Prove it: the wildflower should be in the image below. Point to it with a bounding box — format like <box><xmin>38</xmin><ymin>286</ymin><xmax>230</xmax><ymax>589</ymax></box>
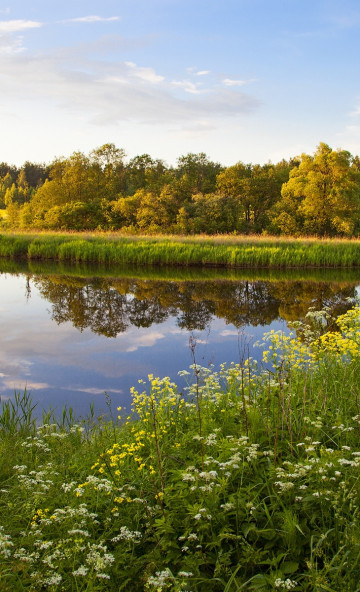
<box><xmin>96</xmin><ymin>573</ymin><xmax>111</xmax><ymax>579</ymax></box>
<box><xmin>146</xmin><ymin>568</ymin><xmax>173</xmax><ymax>589</ymax></box>
<box><xmin>0</xmin><ymin>527</ymin><xmax>13</xmax><ymax>557</ymax></box>
<box><xmin>274</xmin><ymin>578</ymin><xmax>297</xmax><ymax>589</ymax></box>
<box><xmin>72</xmin><ymin>565</ymin><xmax>89</xmax><ymax>577</ymax></box>
<box><xmin>111</xmin><ymin>526</ymin><xmax>141</xmax><ymax>543</ymax></box>
<box><xmin>274</xmin><ymin>481</ymin><xmax>294</xmax><ymax>492</ymax></box>
<box><xmin>182</xmin><ymin>473</ymin><xmax>196</xmax><ymax>482</ymax></box>
<box><xmin>221</xmin><ymin>502</ymin><xmax>235</xmax><ymax>511</ymax></box>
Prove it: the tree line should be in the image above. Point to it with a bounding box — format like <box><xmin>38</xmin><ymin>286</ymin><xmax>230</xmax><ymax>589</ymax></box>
<box><xmin>2</xmin><ymin>142</ymin><xmax>360</xmax><ymax>236</ymax></box>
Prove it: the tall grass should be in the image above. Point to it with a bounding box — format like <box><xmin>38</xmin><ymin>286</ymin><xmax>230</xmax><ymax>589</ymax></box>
<box><xmin>2</xmin><ymin>231</ymin><xmax>360</xmax><ymax>268</ymax></box>
<box><xmin>2</xmin><ymin>305</ymin><xmax>360</xmax><ymax>590</ymax></box>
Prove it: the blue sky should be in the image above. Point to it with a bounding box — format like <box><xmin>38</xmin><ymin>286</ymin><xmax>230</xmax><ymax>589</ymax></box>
<box><xmin>1</xmin><ymin>0</ymin><xmax>360</xmax><ymax>167</ymax></box>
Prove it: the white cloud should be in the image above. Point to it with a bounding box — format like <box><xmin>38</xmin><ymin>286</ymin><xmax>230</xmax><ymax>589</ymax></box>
<box><xmin>0</xmin><ymin>20</ymin><xmax>42</xmax><ymax>33</ymax></box>
<box><xmin>102</xmin><ymin>75</ymin><xmax>129</xmax><ymax>85</ymax></box>
<box><xmin>0</xmin><ymin>35</ymin><xmax>26</xmax><ymax>55</ymax></box>
<box><xmin>124</xmin><ymin>61</ymin><xmax>164</xmax><ymax>83</ymax></box>
<box><xmin>2</xmin><ymin>378</ymin><xmax>50</xmax><ymax>391</ymax></box>
<box><xmin>64</xmin><ymin>16</ymin><xmax>120</xmax><ymax>24</ymax></box>
<box><xmin>0</xmin><ymin>30</ymin><xmax>259</xmax><ymax>133</ymax></box>
<box><xmin>220</xmin><ymin>329</ymin><xmax>240</xmax><ymax>336</ymax></box>
<box><xmin>222</xmin><ymin>78</ymin><xmax>247</xmax><ymax>87</ymax></box>
<box><xmin>196</xmin><ymin>70</ymin><xmax>210</xmax><ymax>76</ymax></box>
<box><xmin>126</xmin><ymin>331</ymin><xmax>165</xmax><ymax>352</ymax></box>
<box><xmin>69</xmin><ymin>386</ymin><xmax>123</xmax><ymax>395</ymax></box>
<box><xmin>171</xmin><ymin>79</ymin><xmax>207</xmax><ymax>94</ymax></box>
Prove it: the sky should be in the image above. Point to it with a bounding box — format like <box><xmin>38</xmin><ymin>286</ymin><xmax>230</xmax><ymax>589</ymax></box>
<box><xmin>1</xmin><ymin>0</ymin><xmax>360</xmax><ymax>168</ymax></box>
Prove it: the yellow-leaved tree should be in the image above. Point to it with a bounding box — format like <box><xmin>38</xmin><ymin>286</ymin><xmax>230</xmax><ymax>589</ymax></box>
<box><xmin>275</xmin><ymin>143</ymin><xmax>360</xmax><ymax>236</ymax></box>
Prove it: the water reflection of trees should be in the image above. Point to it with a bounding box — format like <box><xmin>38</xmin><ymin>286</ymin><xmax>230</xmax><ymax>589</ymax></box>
<box><xmin>33</xmin><ymin>275</ymin><xmax>358</xmax><ymax>338</ymax></box>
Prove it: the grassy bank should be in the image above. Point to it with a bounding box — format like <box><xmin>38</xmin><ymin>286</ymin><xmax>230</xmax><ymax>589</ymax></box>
<box><xmin>1</xmin><ymin>306</ymin><xmax>360</xmax><ymax>590</ymax></box>
<box><xmin>2</xmin><ymin>231</ymin><xmax>360</xmax><ymax>268</ymax></box>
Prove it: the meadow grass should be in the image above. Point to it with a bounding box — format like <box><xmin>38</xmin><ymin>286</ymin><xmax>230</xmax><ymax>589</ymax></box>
<box><xmin>2</xmin><ymin>231</ymin><xmax>360</xmax><ymax>268</ymax></box>
<box><xmin>2</xmin><ymin>306</ymin><xmax>360</xmax><ymax>590</ymax></box>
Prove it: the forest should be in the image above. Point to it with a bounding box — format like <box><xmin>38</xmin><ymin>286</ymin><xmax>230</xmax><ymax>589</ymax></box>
<box><xmin>1</xmin><ymin>142</ymin><xmax>360</xmax><ymax>237</ymax></box>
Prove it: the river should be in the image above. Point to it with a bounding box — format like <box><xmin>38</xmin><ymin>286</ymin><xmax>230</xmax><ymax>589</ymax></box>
<box><xmin>1</xmin><ymin>259</ymin><xmax>359</xmax><ymax>418</ymax></box>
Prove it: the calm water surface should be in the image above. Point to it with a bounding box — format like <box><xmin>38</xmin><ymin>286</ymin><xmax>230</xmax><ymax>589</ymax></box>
<box><xmin>1</xmin><ymin>260</ymin><xmax>359</xmax><ymax>417</ymax></box>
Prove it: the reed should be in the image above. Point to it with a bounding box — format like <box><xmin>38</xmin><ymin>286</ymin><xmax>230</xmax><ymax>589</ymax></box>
<box><xmin>2</xmin><ymin>231</ymin><xmax>360</xmax><ymax>268</ymax></box>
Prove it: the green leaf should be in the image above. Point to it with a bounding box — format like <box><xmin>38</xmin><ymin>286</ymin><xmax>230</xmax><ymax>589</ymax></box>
<box><xmin>281</xmin><ymin>561</ymin><xmax>299</xmax><ymax>574</ymax></box>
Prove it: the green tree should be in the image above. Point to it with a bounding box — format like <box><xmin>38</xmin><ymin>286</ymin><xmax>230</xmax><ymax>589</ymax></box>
<box><xmin>103</xmin><ymin>193</ymin><xmax>142</xmax><ymax>230</ymax></box>
<box><xmin>4</xmin><ymin>183</ymin><xmax>18</xmax><ymax>207</ymax></box>
<box><xmin>43</xmin><ymin>201</ymin><xmax>105</xmax><ymax>230</ymax></box>
<box><xmin>17</xmin><ymin>169</ymin><xmax>30</xmax><ymax>204</ymax></box>
<box><xmin>90</xmin><ymin>143</ymin><xmax>126</xmax><ymax>199</ymax></box>
<box><xmin>0</xmin><ymin>172</ymin><xmax>13</xmax><ymax>208</ymax></box>
<box><xmin>175</xmin><ymin>153</ymin><xmax>223</xmax><ymax>197</ymax></box>
<box><xmin>135</xmin><ymin>186</ymin><xmax>179</xmax><ymax>232</ymax></box>
<box><xmin>278</xmin><ymin>143</ymin><xmax>360</xmax><ymax>236</ymax></box>
<box><xmin>217</xmin><ymin>162</ymin><xmax>282</xmax><ymax>232</ymax></box>
<box><xmin>0</xmin><ymin>162</ymin><xmax>18</xmax><ymax>183</ymax></box>
<box><xmin>125</xmin><ymin>154</ymin><xmax>168</xmax><ymax>195</ymax></box>
<box><xmin>22</xmin><ymin>161</ymin><xmax>49</xmax><ymax>188</ymax></box>
<box><xmin>188</xmin><ymin>192</ymin><xmax>241</xmax><ymax>234</ymax></box>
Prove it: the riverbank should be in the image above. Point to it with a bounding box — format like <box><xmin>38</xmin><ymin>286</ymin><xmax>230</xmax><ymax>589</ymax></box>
<box><xmin>1</xmin><ymin>305</ymin><xmax>360</xmax><ymax>590</ymax></box>
<box><xmin>2</xmin><ymin>231</ymin><xmax>360</xmax><ymax>268</ymax></box>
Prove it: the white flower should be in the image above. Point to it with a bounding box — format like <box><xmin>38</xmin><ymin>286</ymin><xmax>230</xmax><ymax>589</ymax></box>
<box><xmin>111</xmin><ymin>526</ymin><xmax>141</xmax><ymax>543</ymax></box>
<box><xmin>274</xmin><ymin>577</ymin><xmax>297</xmax><ymax>589</ymax></box>
<box><xmin>44</xmin><ymin>574</ymin><xmax>62</xmax><ymax>585</ymax></box>
<box><xmin>147</xmin><ymin>569</ymin><xmax>173</xmax><ymax>588</ymax></box>
<box><xmin>72</xmin><ymin>565</ymin><xmax>89</xmax><ymax>577</ymax></box>
<box><xmin>220</xmin><ymin>503</ymin><xmax>235</xmax><ymax>511</ymax></box>
<box><xmin>96</xmin><ymin>573</ymin><xmax>111</xmax><ymax>579</ymax></box>
<box><xmin>0</xmin><ymin>527</ymin><xmax>13</xmax><ymax>558</ymax></box>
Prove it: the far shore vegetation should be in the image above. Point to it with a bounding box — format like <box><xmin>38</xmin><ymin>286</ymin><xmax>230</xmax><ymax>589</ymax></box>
<box><xmin>1</xmin><ymin>142</ymin><xmax>360</xmax><ymax>238</ymax></box>
<box><xmin>1</xmin><ymin>305</ymin><xmax>360</xmax><ymax>590</ymax></box>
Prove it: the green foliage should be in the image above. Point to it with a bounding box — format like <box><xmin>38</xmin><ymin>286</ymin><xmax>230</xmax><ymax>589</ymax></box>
<box><xmin>2</xmin><ymin>306</ymin><xmax>360</xmax><ymax>589</ymax></box>
<box><xmin>273</xmin><ymin>143</ymin><xmax>360</xmax><ymax>236</ymax></box>
<box><xmin>2</xmin><ymin>142</ymin><xmax>360</xmax><ymax>237</ymax></box>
